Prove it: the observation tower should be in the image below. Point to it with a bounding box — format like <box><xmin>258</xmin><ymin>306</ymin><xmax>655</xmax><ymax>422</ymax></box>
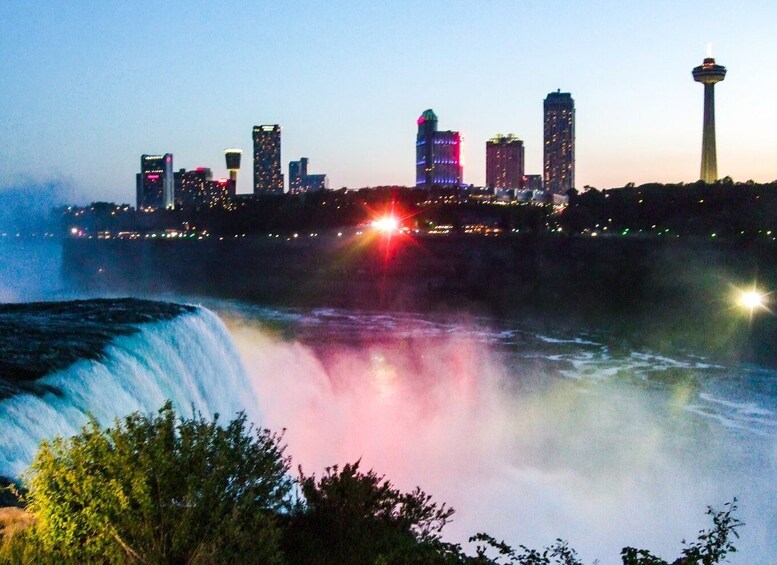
<box><xmin>224</xmin><ymin>149</ymin><xmax>242</xmax><ymax>193</ymax></box>
<box><xmin>692</xmin><ymin>51</ymin><xmax>726</xmax><ymax>183</ymax></box>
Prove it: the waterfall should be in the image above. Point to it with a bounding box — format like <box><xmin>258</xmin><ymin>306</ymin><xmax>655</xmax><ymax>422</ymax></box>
<box><xmin>0</xmin><ymin>307</ymin><xmax>253</xmax><ymax>478</ymax></box>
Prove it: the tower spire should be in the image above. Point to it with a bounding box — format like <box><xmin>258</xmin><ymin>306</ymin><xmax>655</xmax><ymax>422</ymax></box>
<box><xmin>692</xmin><ymin>53</ymin><xmax>726</xmax><ymax>183</ymax></box>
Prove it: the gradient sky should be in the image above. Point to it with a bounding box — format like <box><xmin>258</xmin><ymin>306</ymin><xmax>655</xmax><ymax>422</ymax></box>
<box><xmin>1</xmin><ymin>1</ymin><xmax>776</xmax><ymax>204</ymax></box>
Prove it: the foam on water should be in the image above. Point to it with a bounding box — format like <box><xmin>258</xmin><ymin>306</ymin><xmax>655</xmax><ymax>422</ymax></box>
<box><xmin>222</xmin><ymin>306</ymin><xmax>777</xmax><ymax>564</ymax></box>
<box><xmin>1</xmin><ymin>301</ymin><xmax>775</xmax><ymax>563</ymax></box>
<box><xmin>0</xmin><ymin>307</ymin><xmax>252</xmax><ymax>477</ymax></box>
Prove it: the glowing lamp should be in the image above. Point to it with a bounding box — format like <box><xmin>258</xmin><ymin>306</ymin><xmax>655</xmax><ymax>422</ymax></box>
<box><xmin>372</xmin><ymin>216</ymin><xmax>400</xmax><ymax>233</ymax></box>
<box><xmin>738</xmin><ymin>289</ymin><xmax>766</xmax><ymax>312</ymax></box>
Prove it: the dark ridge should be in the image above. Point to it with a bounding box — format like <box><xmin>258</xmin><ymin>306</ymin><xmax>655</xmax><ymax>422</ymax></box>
<box><xmin>62</xmin><ymin>235</ymin><xmax>777</xmax><ymax>366</ymax></box>
<box><xmin>0</xmin><ymin>298</ymin><xmax>196</xmax><ymax>397</ymax></box>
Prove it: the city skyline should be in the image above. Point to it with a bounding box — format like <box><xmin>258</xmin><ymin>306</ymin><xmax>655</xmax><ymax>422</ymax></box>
<box><xmin>1</xmin><ymin>1</ymin><xmax>776</xmax><ymax>204</ymax></box>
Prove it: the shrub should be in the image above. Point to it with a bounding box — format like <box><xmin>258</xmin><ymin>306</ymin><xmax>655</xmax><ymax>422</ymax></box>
<box><xmin>17</xmin><ymin>402</ymin><xmax>292</xmax><ymax>563</ymax></box>
<box><xmin>282</xmin><ymin>460</ymin><xmax>461</xmax><ymax>564</ymax></box>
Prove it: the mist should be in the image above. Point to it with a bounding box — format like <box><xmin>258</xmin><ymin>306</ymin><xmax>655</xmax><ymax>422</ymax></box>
<box><xmin>0</xmin><ymin>180</ymin><xmax>75</xmax><ymax>303</ymax></box>
<box><xmin>0</xmin><ymin>180</ymin><xmax>75</xmax><ymax>235</ymax></box>
<box><xmin>0</xmin><ymin>240</ymin><xmax>63</xmax><ymax>303</ymax></box>
<box><xmin>225</xmin><ymin>315</ymin><xmax>777</xmax><ymax>564</ymax></box>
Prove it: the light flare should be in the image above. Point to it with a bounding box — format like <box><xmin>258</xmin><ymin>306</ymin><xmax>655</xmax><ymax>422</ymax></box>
<box><xmin>371</xmin><ymin>215</ymin><xmax>400</xmax><ymax>234</ymax></box>
<box><xmin>732</xmin><ymin>284</ymin><xmax>772</xmax><ymax>317</ymax></box>
<box><xmin>739</xmin><ymin>290</ymin><xmax>765</xmax><ymax>311</ymax></box>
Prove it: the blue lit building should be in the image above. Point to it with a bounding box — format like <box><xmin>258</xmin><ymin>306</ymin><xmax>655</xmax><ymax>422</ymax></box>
<box><xmin>289</xmin><ymin>157</ymin><xmax>328</xmax><ymax>193</ymax></box>
<box><xmin>415</xmin><ymin>109</ymin><xmax>462</xmax><ymax>189</ymax></box>
<box><xmin>301</xmin><ymin>174</ymin><xmax>328</xmax><ymax>192</ymax></box>
<box><xmin>289</xmin><ymin>157</ymin><xmax>308</xmax><ymax>192</ymax></box>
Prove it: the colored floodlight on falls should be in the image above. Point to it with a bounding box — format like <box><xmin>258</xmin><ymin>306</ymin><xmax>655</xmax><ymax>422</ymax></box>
<box><xmin>372</xmin><ymin>216</ymin><xmax>400</xmax><ymax>234</ymax></box>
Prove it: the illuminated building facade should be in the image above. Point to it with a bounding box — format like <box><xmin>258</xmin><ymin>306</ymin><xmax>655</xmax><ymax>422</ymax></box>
<box><xmin>136</xmin><ymin>154</ymin><xmax>174</xmax><ymax>209</ymax></box>
<box><xmin>301</xmin><ymin>174</ymin><xmax>328</xmax><ymax>192</ymax></box>
<box><xmin>543</xmin><ymin>91</ymin><xmax>575</xmax><ymax>194</ymax></box>
<box><xmin>202</xmin><ymin>178</ymin><xmax>233</xmax><ymax>207</ymax></box>
<box><xmin>177</xmin><ymin>168</ymin><xmax>212</xmax><ymax>207</ymax></box>
<box><xmin>486</xmin><ymin>134</ymin><xmax>525</xmax><ymax>190</ymax></box>
<box><xmin>524</xmin><ymin>174</ymin><xmax>543</xmax><ymax>192</ymax></box>
<box><xmin>416</xmin><ymin>109</ymin><xmax>463</xmax><ymax>189</ymax></box>
<box><xmin>289</xmin><ymin>157</ymin><xmax>328</xmax><ymax>193</ymax></box>
<box><xmin>174</xmin><ymin>168</ymin><xmax>234</xmax><ymax>208</ymax></box>
<box><xmin>692</xmin><ymin>55</ymin><xmax>726</xmax><ymax>183</ymax></box>
<box><xmin>289</xmin><ymin>157</ymin><xmax>309</xmax><ymax>192</ymax></box>
<box><xmin>253</xmin><ymin>125</ymin><xmax>284</xmax><ymax>194</ymax></box>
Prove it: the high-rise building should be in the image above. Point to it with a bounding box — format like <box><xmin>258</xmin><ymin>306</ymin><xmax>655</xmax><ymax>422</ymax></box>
<box><xmin>136</xmin><ymin>154</ymin><xmax>174</xmax><ymax>209</ymax></box>
<box><xmin>692</xmin><ymin>54</ymin><xmax>726</xmax><ymax>183</ymax></box>
<box><xmin>289</xmin><ymin>157</ymin><xmax>309</xmax><ymax>193</ymax></box>
<box><xmin>301</xmin><ymin>174</ymin><xmax>328</xmax><ymax>192</ymax></box>
<box><xmin>486</xmin><ymin>134</ymin><xmax>525</xmax><ymax>190</ymax></box>
<box><xmin>289</xmin><ymin>157</ymin><xmax>328</xmax><ymax>193</ymax></box>
<box><xmin>415</xmin><ymin>109</ymin><xmax>462</xmax><ymax>189</ymax></box>
<box><xmin>203</xmin><ymin>178</ymin><xmax>233</xmax><ymax>207</ymax></box>
<box><xmin>253</xmin><ymin>125</ymin><xmax>283</xmax><ymax>194</ymax></box>
<box><xmin>224</xmin><ymin>149</ymin><xmax>242</xmax><ymax>193</ymax></box>
<box><xmin>177</xmin><ymin>168</ymin><xmax>213</xmax><ymax>208</ymax></box>
<box><xmin>543</xmin><ymin>91</ymin><xmax>575</xmax><ymax>194</ymax></box>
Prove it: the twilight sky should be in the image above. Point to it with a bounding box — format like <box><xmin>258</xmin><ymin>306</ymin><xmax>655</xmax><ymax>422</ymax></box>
<box><xmin>1</xmin><ymin>0</ymin><xmax>776</xmax><ymax>204</ymax></box>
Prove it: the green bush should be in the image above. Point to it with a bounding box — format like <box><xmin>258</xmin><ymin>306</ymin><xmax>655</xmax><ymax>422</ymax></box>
<box><xmin>13</xmin><ymin>402</ymin><xmax>292</xmax><ymax>563</ymax></box>
<box><xmin>282</xmin><ymin>460</ymin><xmax>461</xmax><ymax>564</ymax></box>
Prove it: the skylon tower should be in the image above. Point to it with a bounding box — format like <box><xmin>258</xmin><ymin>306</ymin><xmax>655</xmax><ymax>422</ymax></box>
<box><xmin>692</xmin><ymin>52</ymin><xmax>726</xmax><ymax>183</ymax></box>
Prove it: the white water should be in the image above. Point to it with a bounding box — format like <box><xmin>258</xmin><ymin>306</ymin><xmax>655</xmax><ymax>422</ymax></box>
<box><xmin>2</xmin><ymin>303</ymin><xmax>776</xmax><ymax>564</ymax></box>
<box><xmin>0</xmin><ymin>308</ymin><xmax>251</xmax><ymax>477</ymax></box>
<box><xmin>223</xmin><ymin>309</ymin><xmax>777</xmax><ymax>565</ymax></box>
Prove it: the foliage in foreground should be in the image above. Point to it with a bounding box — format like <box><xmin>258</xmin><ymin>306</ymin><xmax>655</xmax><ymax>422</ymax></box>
<box><xmin>0</xmin><ymin>404</ymin><xmax>744</xmax><ymax>564</ymax></box>
<box><xmin>3</xmin><ymin>402</ymin><xmax>291</xmax><ymax>563</ymax></box>
<box><xmin>282</xmin><ymin>460</ymin><xmax>461</xmax><ymax>564</ymax></box>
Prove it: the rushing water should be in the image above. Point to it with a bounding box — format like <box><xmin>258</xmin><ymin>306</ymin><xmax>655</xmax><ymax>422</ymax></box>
<box><xmin>0</xmin><ymin>241</ymin><xmax>775</xmax><ymax>563</ymax></box>
<box><xmin>1</xmin><ymin>300</ymin><xmax>774</xmax><ymax>563</ymax></box>
<box><xmin>221</xmin><ymin>305</ymin><xmax>777</xmax><ymax>564</ymax></box>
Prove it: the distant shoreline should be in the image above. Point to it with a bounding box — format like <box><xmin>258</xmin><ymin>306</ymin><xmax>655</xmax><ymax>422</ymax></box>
<box><xmin>61</xmin><ymin>234</ymin><xmax>777</xmax><ymax>366</ymax></box>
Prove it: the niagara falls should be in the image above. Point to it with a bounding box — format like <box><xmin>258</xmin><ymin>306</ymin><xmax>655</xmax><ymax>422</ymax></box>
<box><xmin>1</xmin><ymin>232</ymin><xmax>775</xmax><ymax>562</ymax></box>
<box><xmin>4</xmin><ymin>4</ymin><xmax>777</xmax><ymax>560</ymax></box>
